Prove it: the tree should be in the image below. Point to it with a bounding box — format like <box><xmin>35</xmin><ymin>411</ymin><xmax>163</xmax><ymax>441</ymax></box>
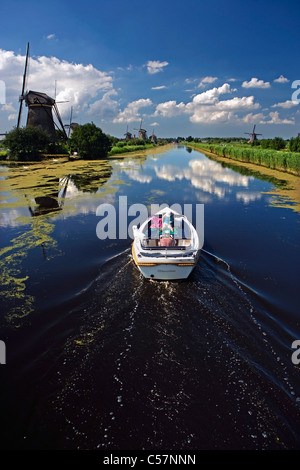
<box><xmin>270</xmin><ymin>137</ymin><xmax>286</xmax><ymax>150</ymax></box>
<box><xmin>260</xmin><ymin>137</ymin><xmax>286</xmax><ymax>150</ymax></box>
<box><xmin>289</xmin><ymin>136</ymin><xmax>300</xmax><ymax>153</ymax></box>
<box><xmin>68</xmin><ymin>123</ymin><xmax>112</xmax><ymax>159</ymax></box>
<box><xmin>2</xmin><ymin>126</ymin><xmax>51</xmax><ymax>161</ymax></box>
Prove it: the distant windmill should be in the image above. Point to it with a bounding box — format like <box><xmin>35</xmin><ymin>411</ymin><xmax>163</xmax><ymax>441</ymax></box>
<box><xmin>64</xmin><ymin>106</ymin><xmax>79</xmax><ymax>137</ymax></box>
<box><xmin>17</xmin><ymin>42</ymin><xmax>67</xmax><ymax>141</ymax></box>
<box><xmin>244</xmin><ymin>124</ymin><xmax>262</xmax><ymax>143</ymax></box>
<box><xmin>134</xmin><ymin>119</ymin><xmax>147</xmax><ymax>139</ymax></box>
<box><xmin>151</xmin><ymin>128</ymin><xmax>157</xmax><ymax>144</ymax></box>
<box><xmin>124</xmin><ymin>125</ymin><xmax>132</xmax><ymax>140</ymax></box>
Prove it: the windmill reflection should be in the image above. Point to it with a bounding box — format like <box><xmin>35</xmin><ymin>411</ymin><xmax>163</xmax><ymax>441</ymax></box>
<box><xmin>27</xmin><ymin>176</ymin><xmax>70</xmax><ymax>217</ymax></box>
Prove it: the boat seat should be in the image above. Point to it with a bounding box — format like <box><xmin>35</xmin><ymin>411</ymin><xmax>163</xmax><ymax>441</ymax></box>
<box><xmin>141</xmin><ymin>238</ymin><xmax>191</xmax><ymax>250</ymax></box>
<box><xmin>143</xmin><ymin>239</ymin><xmax>159</xmax><ymax>247</ymax></box>
<box><xmin>177</xmin><ymin>239</ymin><xmax>191</xmax><ymax>246</ymax></box>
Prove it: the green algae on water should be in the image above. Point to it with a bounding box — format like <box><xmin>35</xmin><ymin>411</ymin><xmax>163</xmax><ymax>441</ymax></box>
<box><xmin>0</xmin><ymin>216</ymin><xmax>58</xmax><ymax>326</ymax></box>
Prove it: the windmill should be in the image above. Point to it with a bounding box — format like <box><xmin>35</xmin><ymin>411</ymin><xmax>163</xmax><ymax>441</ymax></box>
<box><xmin>244</xmin><ymin>124</ymin><xmax>262</xmax><ymax>143</ymax></box>
<box><xmin>17</xmin><ymin>43</ymin><xmax>67</xmax><ymax>141</ymax></box>
<box><xmin>64</xmin><ymin>106</ymin><xmax>79</xmax><ymax>137</ymax></box>
<box><xmin>151</xmin><ymin>128</ymin><xmax>157</xmax><ymax>144</ymax></box>
<box><xmin>134</xmin><ymin>119</ymin><xmax>147</xmax><ymax>139</ymax></box>
<box><xmin>124</xmin><ymin>125</ymin><xmax>132</xmax><ymax>140</ymax></box>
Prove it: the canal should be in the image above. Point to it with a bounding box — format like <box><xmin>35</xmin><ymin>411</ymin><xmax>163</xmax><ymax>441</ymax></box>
<box><xmin>0</xmin><ymin>144</ymin><xmax>299</xmax><ymax>450</ymax></box>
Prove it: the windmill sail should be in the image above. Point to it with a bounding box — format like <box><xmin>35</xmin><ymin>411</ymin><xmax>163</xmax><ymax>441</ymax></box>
<box><xmin>134</xmin><ymin>119</ymin><xmax>147</xmax><ymax>139</ymax></box>
<box><xmin>17</xmin><ymin>42</ymin><xmax>30</xmax><ymax>128</ymax></box>
<box><xmin>244</xmin><ymin>124</ymin><xmax>262</xmax><ymax>142</ymax></box>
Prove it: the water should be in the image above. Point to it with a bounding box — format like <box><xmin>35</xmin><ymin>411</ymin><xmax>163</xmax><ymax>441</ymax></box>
<box><xmin>0</xmin><ymin>144</ymin><xmax>299</xmax><ymax>450</ymax></box>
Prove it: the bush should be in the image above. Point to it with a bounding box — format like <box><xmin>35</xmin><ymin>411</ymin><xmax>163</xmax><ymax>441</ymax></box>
<box><xmin>2</xmin><ymin>126</ymin><xmax>51</xmax><ymax>161</ymax></box>
<box><xmin>68</xmin><ymin>122</ymin><xmax>112</xmax><ymax>159</ymax></box>
<box><xmin>271</xmin><ymin>137</ymin><xmax>286</xmax><ymax>150</ymax></box>
<box><xmin>289</xmin><ymin>136</ymin><xmax>300</xmax><ymax>153</ymax></box>
<box><xmin>260</xmin><ymin>137</ymin><xmax>286</xmax><ymax>150</ymax></box>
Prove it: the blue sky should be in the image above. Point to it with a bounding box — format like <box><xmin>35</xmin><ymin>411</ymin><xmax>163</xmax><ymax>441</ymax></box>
<box><xmin>1</xmin><ymin>0</ymin><xmax>299</xmax><ymax>139</ymax></box>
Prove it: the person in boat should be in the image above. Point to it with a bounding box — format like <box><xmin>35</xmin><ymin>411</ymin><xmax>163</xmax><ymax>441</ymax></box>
<box><xmin>159</xmin><ymin>229</ymin><xmax>176</xmax><ymax>247</ymax></box>
<box><xmin>162</xmin><ymin>211</ymin><xmax>174</xmax><ymax>233</ymax></box>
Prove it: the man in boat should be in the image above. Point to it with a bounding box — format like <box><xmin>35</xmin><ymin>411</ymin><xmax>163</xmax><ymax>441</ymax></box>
<box><xmin>159</xmin><ymin>229</ymin><xmax>176</xmax><ymax>247</ymax></box>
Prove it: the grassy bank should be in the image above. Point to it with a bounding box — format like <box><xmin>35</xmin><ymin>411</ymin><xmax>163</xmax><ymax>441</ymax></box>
<box><xmin>0</xmin><ymin>143</ymin><xmax>160</xmax><ymax>161</ymax></box>
<box><xmin>108</xmin><ymin>143</ymin><xmax>157</xmax><ymax>156</ymax></box>
<box><xmin>188</xmin><ymin>142</ymin><xmax>300</xmax><ymax>176</ymax></box>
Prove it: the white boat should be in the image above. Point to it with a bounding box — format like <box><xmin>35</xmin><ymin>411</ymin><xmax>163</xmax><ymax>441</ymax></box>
<box><xmin>132</xmin><ymin>207</ymin><xmax>201</xmax><ymax>280</ymax></box>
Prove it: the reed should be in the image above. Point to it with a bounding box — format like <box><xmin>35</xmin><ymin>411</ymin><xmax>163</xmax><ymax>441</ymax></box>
<box><xmin>189</xmin><ymin>142</ymin><xmax>300</xmax><ymax>176</ymax></box>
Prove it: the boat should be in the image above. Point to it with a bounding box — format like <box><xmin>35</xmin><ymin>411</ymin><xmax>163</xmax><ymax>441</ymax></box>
<box><xmin>132</xmin><ymin>207</ymin><xmax>201</xmax><ymax>280</ymax></box>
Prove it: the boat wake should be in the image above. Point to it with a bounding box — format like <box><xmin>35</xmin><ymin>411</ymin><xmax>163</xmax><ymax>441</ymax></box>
<box><xmin>51</xmin><ymin>247</ymin><xmax>300</xmax><ymax>450</ymax></box>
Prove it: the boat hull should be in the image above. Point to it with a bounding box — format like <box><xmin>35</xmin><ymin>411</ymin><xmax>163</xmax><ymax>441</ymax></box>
<box><xmin>132</xmin><ymin>243</ymin><xmax>199</xmax><ymax>280</ymax></box>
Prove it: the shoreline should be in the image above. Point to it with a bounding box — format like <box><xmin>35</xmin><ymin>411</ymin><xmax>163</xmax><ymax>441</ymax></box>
<box><xmin>187</xmin><ymin>143</ymin><xmax>300</xmax><ymax>176</ymax></box>
<box><xmin>0</xmin><ymin>144</ymin><xmax>174</xmax><ymax>165</ymax></box>
<box><xmin>188</xmin><ymin>144</ymin><xmax>300</xmax><ymax>213</ymax></box>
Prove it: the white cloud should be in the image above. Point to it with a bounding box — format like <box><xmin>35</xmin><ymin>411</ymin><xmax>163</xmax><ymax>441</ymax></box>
<box><xmin>154</xmin><ymin>83</ymin><xmax>260</xmax><ymax>124</ymax></box>
<box><xmin>190</xmin><ymin>83</ymin><xmax>231</xmax><ymax>105</ymax></box>
<box><xmin>242</xmin><ymin>111</ymin><xmax>294</xmax><ymax>125</ymax></box>
<box><xmin>151</xmin><ymin>85</ymin><xmax>167</xmax><ymax>90</ymax></box>
<box><xmin>185</xmin><ymin>84</ymin><xmax>239</xmax><ymax>123</ymax></box>
<box><xmin>271</xmin><ymin>100</ymin><xmax>298</xmax><ymax>109</ymax></box>
<box><xmin>274</xmin><ymin>75</ymin><xmax>289</xmax><ymax>83</ymax></box>
<box><xmin>0</xmin><ymin>48</ymin><xmax>114</xmax><ymax>122</ymax></box>
<box><xmin>184</xmin><ymin>96</ymin><xmax>256</xmax><ymax>124</ymax></box>
<box><xmin>189</xmin><ymin>110</ymin><xmax>235</xmax><ymax>124</ymax></box>
<box><xmin>87</xmin><ymin>90</ymin><xmax>120</xmax><ymax>121</ymax></box>
<box><xmin>242</xmin><ymin>112</ymin><xmax>266</xmax><ymax>124</ymax></box>
<box><xmin>242</xmin><ymin>77</ymin><xmax>271</xmax><ymax>89</ymax></box>
<box><xmin>1</xmin><ymin>102</ymin><xmax>15</xmax><ymax>112</ymax></box>
<box><xmin>198</xmin><ymin>76</ymin><xmax>218</xmax><ymax>88</ymax></box>
<box><xmin>185</xmin><ymin>78</ymin><xmax>198</xmax><ymax>84</ymax></box>
<box><xmin>113</xmin><ymin>98</ymin><xmax>152</xmax><ymax>123</ymax></box>
<box><xmin>1</xmin><ymin>48</ymin><xmax>296</xmax><ymax>135</ymax></box>
<box><xmin>146</xmin><ymin>60</ymin><xmax>169</xmax><ymax>74</ymax></box>
<box><xmin>154</xmin><ymin>100</ymin><xmax>186</xmax><ymax>118</ymax></box>
<box><xmin>217</xmin><ymin>96</ymin><xmax>260</xmax><ymax>111</ymax></box>
<box><xmin>264</xmin><ymin>111</ymin><xmax>294</xmax><ymax>124</ymax></box>
<box><xmin>46</xmin><ymin>34</ymin><xmax>56</xmax><ymax>40</ymax></box>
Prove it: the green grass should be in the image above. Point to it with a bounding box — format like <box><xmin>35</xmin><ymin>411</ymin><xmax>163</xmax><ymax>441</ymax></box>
<box><xmin>108</xmin><ymin>143</ymin><xmax>156</xmax><ymax>156</ymax></box>
<box><xmin>0</xmin><ymin>150</ymin><xmax>8</xmax><ymax>159</ymax></box>
<box><xmin>188</xmin><ymin>142</ymin><xmax>300</xmax><ymax>176</ymax></box>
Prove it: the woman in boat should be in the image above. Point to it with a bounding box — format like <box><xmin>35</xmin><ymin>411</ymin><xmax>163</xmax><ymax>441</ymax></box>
<box><xmin>161</xmin><ymin>211</ymin><xmax>174</xmax><ymax>233</ymax></box>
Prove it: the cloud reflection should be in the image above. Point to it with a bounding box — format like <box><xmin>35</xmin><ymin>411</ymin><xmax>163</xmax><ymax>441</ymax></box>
<box><xmin>236</xmin><ymin>192</ymin><xmax>262</xmax><ymax>204</ymax></box>
<box><xmin>152</xmin><ymin>158</ymin><xmax>253</xmax><ymax>198</ymax></box>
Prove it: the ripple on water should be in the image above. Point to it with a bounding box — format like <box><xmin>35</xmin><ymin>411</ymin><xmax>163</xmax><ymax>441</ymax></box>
<box><xmin>52</xmin><ymin>249</ymin><xmax>300</xmax><ymax>450</ymax></box>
